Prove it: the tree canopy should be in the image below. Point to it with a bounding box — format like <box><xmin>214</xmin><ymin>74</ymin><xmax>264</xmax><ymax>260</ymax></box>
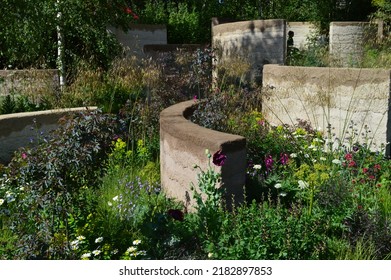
<box><xmin>0</xmin><ymin>0</ymin><xmax>382</xmax><ymax>71</ymax></box>
<box><xmin>0</xmin><ymin>0</ymin><xmax>138</xmax><ymax>71</ymax></box>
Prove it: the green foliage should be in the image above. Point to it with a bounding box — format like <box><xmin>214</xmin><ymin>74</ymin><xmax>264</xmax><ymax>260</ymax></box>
<box><xmin>0</xmin><ymin>94</ymin><xmax>52</xmax><ymax>115</ymax></box>
<box><xmin>0</xmin><ymin>0</ymin><xmax>136</xmax><ymax>72</ymax></box>
<box><xmin>0</xmin><ymin>109</ymin><xmax>127</xmax><ymax>259</ymax></box>
<box><xmin>206</xmin><ymin>201</ymin><xmax>327</xmax><ymax>260</ymax></box>
<box><xmin>167</xmin><ymin>3</ymin><xmax>200</xmax><ymax>44</ymax></box>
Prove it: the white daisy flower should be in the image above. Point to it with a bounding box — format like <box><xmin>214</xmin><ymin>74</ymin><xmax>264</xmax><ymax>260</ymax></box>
<box><xmin>95</xmin><ymin>237</ymin><xmax>103</xmax><ymax>243</ymax></box>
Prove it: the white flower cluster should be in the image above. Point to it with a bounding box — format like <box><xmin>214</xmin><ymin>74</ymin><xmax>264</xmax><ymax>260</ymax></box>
<box><xmin>70</xmin><ymin>235</ymin><xmax>86</xmax><ymax>251</ymax></box>
<box><xmin>108</xmin><ymin>195</ymin><xmax>119</xmax><ymax>206</ymax></box>
<box><xmin>126</xmin><ymin>239</ymin><xmax>146</xmax><ymax>258</ymax></box>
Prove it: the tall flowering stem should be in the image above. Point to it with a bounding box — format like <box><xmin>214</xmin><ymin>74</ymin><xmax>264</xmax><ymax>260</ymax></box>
<box><xmin>191</xmin><ymin>149</ymin><xmax>227</xmax><ymax>240</ymax></box>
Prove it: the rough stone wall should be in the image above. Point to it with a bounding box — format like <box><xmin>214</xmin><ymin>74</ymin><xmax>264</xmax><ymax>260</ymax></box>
<box><xmin>212</xmin><ymin>19</ymin><xmax>286</xmax><ymax>83</ymax></box>
<box><xmin>329</xmin><ymin>22</ymin><xmax>377</xmax><ymax>67</ymax></box>
<box><xmin>286</xmin><ymin>22</ymin><xmax>317</xmax><ymax>50</ymax></box>
<box><xmin>262</xmin><ymin>64</ymin><xmax>391</xmax><ymax>157</ymax></box>
<box><xmin>160</xmin><ymin>100</ymin><xmax>246</xmax><ymax>209</ymax></box>
<box><xmin>0</xmin><ymin>69</ymin><xmax>59</xmax><ymax>97</ymax></box>
<box><xmin>0</xmin><ymin>107</ymin><xmax>96</xmax><ymax>164</ymax></box>
<box><xmin>108</xmin><ymin>24</ymin><xmax>167</xmax><ymax>57</ymax></box>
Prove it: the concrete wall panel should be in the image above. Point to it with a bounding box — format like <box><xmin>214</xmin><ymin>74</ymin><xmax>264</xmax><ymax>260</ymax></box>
<box><xmin>262</xmin><ymin>64</ymin><xmax>391</xmax><ymax>156</ymax></box>
<box><xmin>212</xmin><ymin>19</ymin><xmax>286</xmax><ymax>82</ymax></box>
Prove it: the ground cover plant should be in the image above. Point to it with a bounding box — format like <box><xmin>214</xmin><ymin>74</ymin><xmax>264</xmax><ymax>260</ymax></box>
<box><xmin>1</xmin><ymin>46</ymin><xmax>390</xmax><ymax>260</ymax></box>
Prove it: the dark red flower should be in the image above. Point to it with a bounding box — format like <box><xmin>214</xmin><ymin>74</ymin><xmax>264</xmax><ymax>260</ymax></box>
<box><xmin>362</xmin><ymin>167</ymin><xmax>369</xmax><ymax>173</ymax></box>
<box><xmin>167</xmin><ymin>209</ymin><xmax>184</xmax><ymax>221</ymax></box>
<box><xmin>212</xmin><ymin>150</ymin><xmax>227</xmax><ymax>166</ymax></box>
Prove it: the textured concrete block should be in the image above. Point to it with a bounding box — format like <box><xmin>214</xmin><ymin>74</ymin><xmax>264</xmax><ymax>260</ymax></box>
<box><xmin>262</xmin><ymin>64</ymin><xmax>391</xmax><ymax>157</ymax></box>
<box><xmin>330</xmin><ymin>22</ymin><xmax>377</xmax><ymax>66</ymax></box>
<box><xmin>212</xmin><ymin>19</ymin><xmax>286</xmax><ymax>83</ymax></box>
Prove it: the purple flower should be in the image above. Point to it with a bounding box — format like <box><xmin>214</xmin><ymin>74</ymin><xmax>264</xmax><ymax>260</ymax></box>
<box><xmin>265</xmin><ymin>155</ymin><xmax>274</xmax><ymax>172</ymax></box>
<box><xmin>212</xmin><ymin>150</ymin><xmax>227</xmax><ymax>166</ymax></box>
<box><xmin>280</xmin><ymin>153</ymin><xmax>289</xmax><ymax>165</ymax></box>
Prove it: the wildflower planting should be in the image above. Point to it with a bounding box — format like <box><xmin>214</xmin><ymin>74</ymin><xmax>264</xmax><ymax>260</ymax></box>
<box><xmin>1</xmin><ymin>47</ymin><xmax>390</xmax><ymax>260</ymax></box>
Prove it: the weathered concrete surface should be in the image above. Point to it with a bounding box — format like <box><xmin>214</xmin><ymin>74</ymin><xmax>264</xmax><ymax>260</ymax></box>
<box><xmin>0</xmin><ymin>107</ymin><xmax>97</xmax><ymax>164</ymax></box>
<box><xmin>160</xmin><ymin>100</ymin><xmax>246</xmax><ymax>208</ymax></box>
<box><xmin>212</xmin><ymin>19</ymin><xmax>286</xmax><ymax>83</ymax></box>
<box><xmin>262</xmin><ymin>64</ymin><xmax>391</xmax><ymax>156</ymax></box>
<box><xmin>329</xmin><ymin>22</ymin><xmax>378</xmax><ymax>67</ymax></box>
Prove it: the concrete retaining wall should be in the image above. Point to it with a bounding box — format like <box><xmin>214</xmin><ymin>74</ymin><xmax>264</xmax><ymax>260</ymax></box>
<box><xmin>160</xmin><ymin>100</ymin><xmax>246</xmax><ymax>208</ymax></box>
<box><xmin>329</xmin><ymin>22</ymin><xmax>378</xmax><ymax>67</ymax></box>
<box><xmin>0</xmin><ymin>107</ymin><xmax>96</xmax><ymax>164</ymax></box>
<box><xmin>262</xmin><ymin>64</ymin><xmax>391</xmax><ymax>157</ymax></box>
<box><xmin>109</xmin><ymin>24</ymin><xmax>167</xmax><ymax>57</ymax></box>
<box><xmin>212</xmin><ymin>19</ymin><xmax>286</xmax><ymax>83</ymax></box>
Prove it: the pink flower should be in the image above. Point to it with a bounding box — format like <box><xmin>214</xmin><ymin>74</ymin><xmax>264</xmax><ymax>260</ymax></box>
<box><xmin>21</xmin><ymin>152</ymin><xmax>27</xmax><ymax>160</ymax></box>
<box><xmin>362</xmin><ymin>167</ymin><xmax>369</xmax><ymax>173</ymax></box>
<box><xmin>345</xmin><ymin>153</ymin><xmax>353</xmax><ymax>161</ymax></box>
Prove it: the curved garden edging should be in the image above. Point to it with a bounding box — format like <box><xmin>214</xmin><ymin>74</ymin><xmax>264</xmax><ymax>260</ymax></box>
<box><xmin>0</xmin><ymin>107</ymin><xmax>97</xmax><ymax>164</ymax></box>
<box><xmin>160</xmin><ymin>100</ymin><xmax>246</xmax><ymax>208</ymax></box>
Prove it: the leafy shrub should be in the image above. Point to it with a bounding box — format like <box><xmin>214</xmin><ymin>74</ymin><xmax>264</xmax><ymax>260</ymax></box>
<box><xmin>0</xmin><ymin>109</ymin><xmax>127</xmax><ymax>259</ymax></box>
<box><xmin>205</xmin><ymin>201</ymin><xmax>327</xmax><ymax>260</ymax></box>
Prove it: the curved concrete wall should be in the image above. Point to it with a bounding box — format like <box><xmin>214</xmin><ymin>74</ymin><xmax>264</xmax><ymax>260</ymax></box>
<box><xmin>329</xmin><ymin>22</ymin><xmax>377</xmax><ymax>67</ymax></box>
<box><xmin>160</xmin><ymin>100</ymin><xmax>246</xmax><ymax>208</ymax></box>
<box><xmin>212</xmin><ymin>19</ymin><xmax>286</xmax><ymax>82</ymax></box>
<box><xmin>0</xmin><ymin>107</ymin><xmax>97</xmax><ymax>164</ymax></box>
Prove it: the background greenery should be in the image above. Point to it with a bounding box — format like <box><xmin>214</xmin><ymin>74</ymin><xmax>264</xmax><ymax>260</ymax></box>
<box><xmin>1</xmin><ymin>0</ymin><xmax>385</xmax><ymax>72</ymax></box>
